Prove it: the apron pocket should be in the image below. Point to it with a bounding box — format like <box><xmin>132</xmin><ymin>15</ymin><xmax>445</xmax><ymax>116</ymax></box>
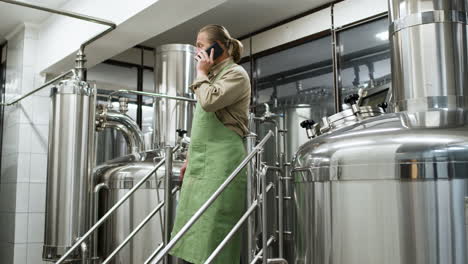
<box><xmin>187</xmin><ymin>143</ymin><xmax>206</xmax><ymax>177</ymax></box>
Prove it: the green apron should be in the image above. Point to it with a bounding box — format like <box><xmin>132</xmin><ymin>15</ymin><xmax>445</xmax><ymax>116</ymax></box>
<box><xmin>169</xmin><ymin>63</ymin><xmax>247</xmax><ymax>264</ymax></box>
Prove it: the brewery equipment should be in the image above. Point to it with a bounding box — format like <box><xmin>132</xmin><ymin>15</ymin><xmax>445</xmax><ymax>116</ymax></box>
<box><xmin>292</xmin><ymin>0</ymin><xmax>468</xmax><ymax>263</ymax></box>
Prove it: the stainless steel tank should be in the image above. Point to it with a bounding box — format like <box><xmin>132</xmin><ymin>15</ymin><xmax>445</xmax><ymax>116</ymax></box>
<box><xmin>93</xmin><ymin>151</ymin><xmax>182</xmax><ymax>263</ymax></box>
<box><xmin>92</xmin><ymin>43</ymin><xmax>197</xmax><ymax>263</ymax></box>
<box><xmin>153</xmin><ymin>44</ymin><xmax>197</xmax><ymax>148</ymax></box>
<box><xmin>43</xmin><ymin>78</ymin><xmax>96</xmax><ymax>261</ymax></box>
<box><xmin>291</xmin><ymin>0</ymin><xmax>468</xmax><ymax>263</ymax></box>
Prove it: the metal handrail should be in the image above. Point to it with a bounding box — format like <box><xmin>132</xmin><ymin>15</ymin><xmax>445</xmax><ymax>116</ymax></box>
<box><xmin>107</xmin><ymin>89</ymin><xmax>197</xmax><ymax>105</ymax></box>
<box><xmin>204</xmin><ymin>183</ymin><xmax>274</xmax><ymax>264</ymax></box>
<box><xmin>55</xmin><ymin>145</ymin><xmax>181</xmax><ymax>264</ymax></box>
<box><xmin>0</xmin><ymin>69</ymin><xmax>76</xmax><ymax>106</ymax></box>
<box><xmin>144</xmin><ymin>243</ymin><xmax>165</xmax><ymax>264</ymax></box>
<box><xmin>101</xmin><ymin>186</ymin><xmax>180</xmax><ymax>264</ymax></box>
<box><xmin>251</xmin><ymin>236</ymin><xmax>275</xmax><ymax>264</ymax></box>
<box><xmin>149</xmin><ymin>130</ymin><xmax>274</xmax><ymax>264</ymax></box>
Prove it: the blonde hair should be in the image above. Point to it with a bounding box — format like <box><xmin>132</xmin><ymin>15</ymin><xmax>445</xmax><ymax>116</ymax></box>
<box><xmin>199</xmin><ymin>24</ymin><xmax>244</xmax><ymax>63</ymax></box>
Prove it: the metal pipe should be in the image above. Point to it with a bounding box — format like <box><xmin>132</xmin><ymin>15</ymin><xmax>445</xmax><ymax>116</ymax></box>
<box><xmin>154</xmin><ymin>159</ymin><xmax>166</xmax><ymax>242</ymax></box>
<box><xmin>80</xmin><ymin>242</ymin><xmax>89</xmax><ymax>264</ymax></box>
<box><xmin>108</xmin><ymin>89</ymin><xmax>197</xmax><ymax>104</ymax></box>
<box><xmin>150</xmin><ymin>131</ymin><xmax>274</xmax><ymax>264</ymax></box>
<box><xmin>97</xmin><ymin>110</ymin><xmax>145</xmax><ymax>153</ymax></box>
<box><xmin>102</xmin><ymin>187</ymin><xmax>180</xmax><ymax>264</ymax></box>
<box><xmin>278</xmin><ymin>152</ymin><xmax>285</xmax><ymax>259</ymax></box>
<box><xmin>0</xmin><ymin>0</ymin><xmax>114</xmax><ymax>27</ymax></box>
<box><xmin>245</xmin><ymin>131</ymin><xmax>257</xmax><ymax>263</ymax></box>
<box><xmin>267</xmin><ymin>258</ymin><xmax>288</xmax><ymax>264</ymax></box>
<box><xmin>261</xmin><ymin>165</ymin><xmax>268</xmax><ymax>264</ymax></box>
<box><xmin>205</xmin><ymin>184</ymin><xmax>274</xmax><ymax>264</ymax></box>
<box><xmin>1</xmin><ymin>69</ymin><xmax>75</xmax><ymax>106</ymax></box>
<box><xmin>93</xmin><ymin>183</ymin><xmax>109</xmax><ymax>260</ymax></box>
<box><xmin>164</xmin><ymin>146</ymin><xmax>174</xmax><ymax>264</ymax></box>
<box><xmin>80</xmin><ymin>25</ymin><xmax>115</xmax><ymax>51</ymax></box>
<box><xmin>56</xmin><ymin>146</ymin><xmax>180</xmax><ymax>264</ymax></box>
<box><xmin>250</xmin><ymin>236</ymin><xmax>275</xmax><ymax>264</ymax></box>
<box><xmin>144</xmin><ymin>243</ymin><xmax>165</xmax><ymax>264</ymax></box>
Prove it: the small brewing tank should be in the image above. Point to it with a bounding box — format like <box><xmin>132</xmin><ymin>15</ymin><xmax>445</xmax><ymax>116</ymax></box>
<box><xmin>43</xmin><ymin>78</ymin><xmax>96</xmax><ymax>261</ymax></box>
<box><xmin>93</xmin><ymin>151</ymin><xmax>182</xmax><ymax>263</ymax></box>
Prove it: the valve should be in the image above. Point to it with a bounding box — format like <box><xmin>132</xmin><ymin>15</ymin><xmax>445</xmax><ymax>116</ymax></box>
<box><xmin>300</xmin><ymin>119</ymin><xmax>318</xmax><ymax>139</ymax></box>
<box><xmin>118</xmin><ymin>97</ymin><xmax>129</xmax><ymax>114</ymax></box>
<box><xmin>300</xmin><ymin>119</ymin><xmax>315</xmax><ymax>130</ymax></box>
<box><xmin>176</xmin><ymin>129</ymin><xmax>188</xmax><ymax>138</ymax></box>
<box><xmin>344</xmin><ymin>93</ymin><xmax>360</xmax><ymax>105</ymax></box>
<box><xmin>378</xmin><ymin>102</ymin><xmax>388</xmax><ymax>112</ymax></box>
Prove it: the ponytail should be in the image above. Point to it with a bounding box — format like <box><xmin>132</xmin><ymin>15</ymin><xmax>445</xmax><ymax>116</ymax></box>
<box><xmin>229</xmin><ymin>38</ymin><xmax>243</xmax><ymax>63</ymax></box>
<box><xmin>199</xmin><ymin>25</ymin><xmax>244</xmax><ymax>63</ymax></box>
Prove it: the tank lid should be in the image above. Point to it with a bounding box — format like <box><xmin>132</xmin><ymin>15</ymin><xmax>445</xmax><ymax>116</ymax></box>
<box><xmin>156</xmin><ymin>44</ymin><xmax>196</xmax><ymax>54</ymax></box>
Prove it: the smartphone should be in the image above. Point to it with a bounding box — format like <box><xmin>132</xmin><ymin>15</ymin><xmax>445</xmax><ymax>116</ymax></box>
<box><xmin>205</xmin><ymin>42</ymin><xmax>224</xmax><ymax>60</ymax></box>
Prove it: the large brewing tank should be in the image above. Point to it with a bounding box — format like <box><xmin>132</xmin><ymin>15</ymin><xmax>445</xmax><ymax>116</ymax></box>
<box><xmin>93</xmin><ymin>152</ymin><xmax>183</xmax><ymax>263</ymax></box>
<box><xmin>43</xmin><ymin>78</ymin><xmax>96</xmax><ymax>261</ymax></box>
<box><xmin>291</xmin><ymin>0</ymin><xmax>468</xmax><ymax>263</ymax></box>
<box><xmin>153</xmin><ymin>44</ymin><xmax>197</xmax><ymax>148</ymax></box>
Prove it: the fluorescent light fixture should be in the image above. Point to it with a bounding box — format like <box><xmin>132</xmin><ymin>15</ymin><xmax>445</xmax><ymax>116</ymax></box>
<box><xmin>375</xmin><ymin>31</ymin><xmax>389</xmax><ymax>41</ymax></box>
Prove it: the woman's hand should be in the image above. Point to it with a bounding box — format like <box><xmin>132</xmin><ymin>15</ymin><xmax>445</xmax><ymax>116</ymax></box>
<box><xmin>195</xmin><ymin>48</ymin><xmax>214</xmax><ymax>77</ymax></box>
<box><xmin>179</xmin><ymin>159</ymin><xmax>188</xmax><ymax>184</ymax></box>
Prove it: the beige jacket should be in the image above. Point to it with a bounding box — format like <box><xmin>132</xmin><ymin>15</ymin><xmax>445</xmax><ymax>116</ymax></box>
<box><xmin>190</xmin><ymin>58</ymin><xmax>251</xmax><ymax>137</ymax></box>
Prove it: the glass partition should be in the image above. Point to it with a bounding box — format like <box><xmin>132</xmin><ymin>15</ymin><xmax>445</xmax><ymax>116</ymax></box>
<box><xmin>337</xmin><ymin>17</ymin><xmax>391</xmax><ymax>108</ymax></box>
<box><xmin>254</xmin><ymin>35</ymin><xmax>335</xmax><ymax>159</ymax></box>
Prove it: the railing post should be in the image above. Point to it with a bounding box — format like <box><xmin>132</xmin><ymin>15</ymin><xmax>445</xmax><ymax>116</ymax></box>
<box><xmin>261</xmin><ymin>164</ymin><xmax>268</xmax><ymax>264</ymax></box>
<box><xmin>164</xmin><ymin>146</ymin><xmax>174</xmax><ymax>264</ymax></box>
<box><xmin>246</xmin><ymin>132</ymin><xmax>257</xmax><ymax>263</ymax></box>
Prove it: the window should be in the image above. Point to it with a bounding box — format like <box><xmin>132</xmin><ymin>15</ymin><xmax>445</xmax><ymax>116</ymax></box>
<box><xmin>253</xmin><ymin>35</ymin><xmax>335</xmax><ymax>158</ymax></box>
<box><xmin>337</xmin><ymin>17</ymin><xmax>391</xmax><ymax>108</ymax></box>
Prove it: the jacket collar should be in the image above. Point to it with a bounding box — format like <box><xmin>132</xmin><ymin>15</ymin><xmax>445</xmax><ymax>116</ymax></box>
<box><xmin>208</xmin><ymin>57</ymin><xmax>234</xmax><ymax>79</ymax></box>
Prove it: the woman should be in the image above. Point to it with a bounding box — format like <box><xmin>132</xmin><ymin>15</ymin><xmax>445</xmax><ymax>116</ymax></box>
<box><xmin>169</xmin><ymin>25</ymin><xmax>251</xmax><ymax>264</ymax></box>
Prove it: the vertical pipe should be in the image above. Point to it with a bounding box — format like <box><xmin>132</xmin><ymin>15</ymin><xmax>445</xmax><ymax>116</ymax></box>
<box><xmin>278</xmin><ymin>152</ymin><xmax>285</xmax><ymax>259</ymax></box>
<box><xmin>80</xmin><ymin>242</ymin><xmax>89</xmax><ymax>264</ymax></box>
<box><xmin>92</xmin><ymin>183</ymin><xmax>109</xmax><ymax>261</ymax></box>
<box><xmin>137</xmin><ymin>48</ymin><xmax>144</xmax><ymax>129</ymax></box>
<box><xmin>277</xmin><ymin>115</ymin><xmax>287</xmax><ymax>259</ymax></box>
<box><xmin>164</xmin><ymin>146</ymin><xmax>174</xmax><ymax>264</ymax></box>
<box><xmin>246</xmin><ymin>128</ymin><xmax>258</xmax><ymax>263</ymax></box>
<box><xmin>331</xmin><ymin>4</ymin><xmax>340</xmax><ymax>113</ymax></box>
<box><xmin>261</xmin><ymin>164</ymin><xmax>268</xmax><ymax>264</ymax></box>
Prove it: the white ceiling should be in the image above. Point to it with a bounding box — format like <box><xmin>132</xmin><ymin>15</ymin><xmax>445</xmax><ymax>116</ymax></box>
<box><xmin>142</xmin><ymin>0</ymin><xmax>332</xmax><ymax>47</ymax></box>
<box><xmin>0</xmin><ymin>0</ymin><xmax>69</xmax><ymax>41</ymax></box>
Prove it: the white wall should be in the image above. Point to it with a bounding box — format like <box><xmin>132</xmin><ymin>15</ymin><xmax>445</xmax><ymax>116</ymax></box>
<box><xmin>1</xmin><ymin>23</ymin><xmax>49</xmax><ymax>264</ymax></box>
<box><xmin>240</xmin><ymin>0</ymin><xmax>388</xmax><ymax>58</ymax></box>
<box><xmin>333</xmin><ymin>0</ymin><xmax>388</xmax><ymax>28</ymax></box>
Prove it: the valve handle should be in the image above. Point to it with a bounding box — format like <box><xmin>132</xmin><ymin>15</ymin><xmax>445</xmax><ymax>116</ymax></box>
<box><xmin>300</xmin><ymin>119</ymin><xmax>316</xmax><ymax>129</ymax></box>
<box><xmin>176</xmin><ymin>129</ymin><xmax>188</xmax><ymax>138</ymax></box>
<box><xmin>344</xmin><ymin>93</ymin><xmax>360</xmax><ymax>105</ymax></box>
